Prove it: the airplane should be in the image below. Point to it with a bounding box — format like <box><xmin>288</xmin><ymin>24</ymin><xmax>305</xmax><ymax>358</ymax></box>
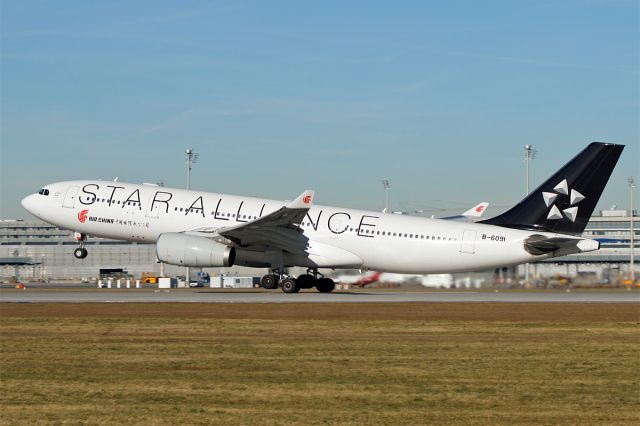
<box><xmin>335</xmin><ymin>271</ymin><xmax>383</xmax><ymax>287</ymax></box>
<box><xmin>21</xmin><ymin>142</ymin><xmax>624</xmax><ymax>294</ymax></box>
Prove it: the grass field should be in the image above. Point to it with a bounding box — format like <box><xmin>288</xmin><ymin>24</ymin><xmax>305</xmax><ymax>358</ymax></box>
<box><xmin>1</xmin><ymin>303</ymin><xmax>638</xmax><ymax>425</ymax></box>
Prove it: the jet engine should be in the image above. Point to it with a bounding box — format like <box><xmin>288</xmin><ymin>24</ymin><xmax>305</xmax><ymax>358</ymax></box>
<box><xmin>156</xmin><ymin>233</ymin><xmax>235</xmax><ymax>267</ymax></box>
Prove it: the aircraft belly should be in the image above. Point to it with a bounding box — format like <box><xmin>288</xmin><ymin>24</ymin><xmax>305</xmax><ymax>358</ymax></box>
<box><xmin>303</xmin><ymin>241</ymin><xmax>363</xmax><ymax>268</ymax></box>
<box><xmin>345</xmin><ymin>236</ymin><xmax>533</xmax><ymax>274</ymax></box>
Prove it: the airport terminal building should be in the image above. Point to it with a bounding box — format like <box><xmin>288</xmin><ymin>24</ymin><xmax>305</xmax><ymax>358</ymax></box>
<box><xmin>525</xmin><ymin>208</ymin><xmax>637</xmax><ymax>283</ymax></box>
<box><xmin>0</xmin><ymin>220</ymin><xmax>158</xmax><ymax>281</ymax></box>
<box><xmin>0</xmin><ymin>220</ymin><xmax>261</xmax><ymax>282</ymax></box>
<box><xmin>1</xmin><ymin>209</ymin><xmax>637</xmax><ymax>283</ymax></box>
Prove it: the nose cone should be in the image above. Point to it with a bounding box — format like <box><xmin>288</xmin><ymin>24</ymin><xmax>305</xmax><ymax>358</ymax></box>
<box><xmin>21</xmin><ymin>194</ymin><xmax>39</xmax><ymax>217</ymax></box>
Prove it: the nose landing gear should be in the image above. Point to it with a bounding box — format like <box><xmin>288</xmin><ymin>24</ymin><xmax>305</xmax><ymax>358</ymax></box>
<box><xmin>73</xmin><ymin>232</ymin><xmax>88</xmax><ymax>259</ymax></box>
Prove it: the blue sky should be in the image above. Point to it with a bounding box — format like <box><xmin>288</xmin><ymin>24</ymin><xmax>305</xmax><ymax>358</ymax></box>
<box><xmin>1</xmin><ymin>0</ymin><xmax>638</xmax><ymax>219</ymax></box>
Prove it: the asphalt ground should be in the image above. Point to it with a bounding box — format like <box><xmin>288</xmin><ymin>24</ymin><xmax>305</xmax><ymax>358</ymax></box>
<box><xmin>1</xmin><ymin>287</ymin><xmax>638</xmax><ymax>303</ymax></box>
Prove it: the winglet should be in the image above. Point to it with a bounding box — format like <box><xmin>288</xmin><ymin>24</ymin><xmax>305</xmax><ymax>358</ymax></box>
<box><xmin>463</xmin><ymin>202</ymin><xmax>489</xmax><ymax>218</ymax></box>
<box><xmin>288</xmin><ymin>190</ymin><xmax>315</xmax><ymax>209</ymax></box>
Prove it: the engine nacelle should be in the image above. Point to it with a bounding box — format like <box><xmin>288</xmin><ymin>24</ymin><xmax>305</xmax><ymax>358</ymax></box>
<box><xmin>156</xmin><ymin>233</ymin><xmax>235</xmax><ymax>267</ymax></box>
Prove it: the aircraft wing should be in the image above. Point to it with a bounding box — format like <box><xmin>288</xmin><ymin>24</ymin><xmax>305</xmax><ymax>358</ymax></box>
<box><xmin>215</xmin><ymin>190</ymin><xmax>314</xmax><ymax>252</ymax></box>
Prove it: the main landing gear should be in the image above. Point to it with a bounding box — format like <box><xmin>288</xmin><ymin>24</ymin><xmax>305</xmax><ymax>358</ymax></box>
<box><xmin>73</xmin><ymin>232</ymin><xmax>88</xmax><ymax>259</ymax></box>
<box><xmin>260</xmin><ymin>269</ymin><xmax>335</xmax><ymax>294</ymax></box>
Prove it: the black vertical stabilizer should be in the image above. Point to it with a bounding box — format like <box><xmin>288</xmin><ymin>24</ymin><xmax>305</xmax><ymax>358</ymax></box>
<box><xmin>480</xmin><ymin>142</ymin><xmax>624</xmax><ymax>235</ymax></box>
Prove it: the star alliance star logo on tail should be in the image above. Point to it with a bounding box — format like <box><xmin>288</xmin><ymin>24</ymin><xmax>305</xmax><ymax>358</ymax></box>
<box><xmin>77</xmin><ymin>209</ymin><xmax>89</xmax><ymax>223</ymax></box>
<box><xmin>542</xmin><ymin>179</ymin><xmax>585</xmax><ymax>222</ymax></box>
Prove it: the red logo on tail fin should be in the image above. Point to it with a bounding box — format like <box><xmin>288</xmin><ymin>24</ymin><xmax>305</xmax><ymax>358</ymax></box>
<box><xmin>303</xmin><ymin>195</ymin><xmax>312</xmax><ymax>204</ymax></box>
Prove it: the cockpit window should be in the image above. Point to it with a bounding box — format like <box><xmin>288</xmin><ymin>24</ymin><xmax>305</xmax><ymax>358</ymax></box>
<box><xmin>37</xmin><ymin>189</ymin><xmax>50</xmax><ymax>196</ymax></box>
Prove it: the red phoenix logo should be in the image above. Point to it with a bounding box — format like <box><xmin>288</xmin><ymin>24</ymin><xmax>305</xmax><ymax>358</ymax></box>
<box><xmin>303</xmin><ymin>195</ymin><xmax>312</xmax><ymax>204</ymax></box>
<box><xmin>475</xmin><ymin>205</ymin><xmax>486</xmax><ymax>213</ymax></box>
<box><xmin>78</xmin><ymin>210</ymin><xmax>89</xmax><ymax>223</ymax></box>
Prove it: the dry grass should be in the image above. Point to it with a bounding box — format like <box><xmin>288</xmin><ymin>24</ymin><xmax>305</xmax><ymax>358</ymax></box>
<box><xmin>1</xmin><ymin>303</ymin><xmax>639</xmax><ymax>425</ymax></box>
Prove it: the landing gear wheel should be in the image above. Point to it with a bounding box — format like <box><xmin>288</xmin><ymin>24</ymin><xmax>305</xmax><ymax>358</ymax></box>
<box><xmin>73</xmin><ymin>247</ymin><xmax>88</xmax><ymax>259</ymax></box>
<box><xmin>296</xmin><ymin>274</ymin><xmax>316</xmax><ymax>289</ymax></box>
<box><xmin>316</xmin><ymin>278</ymin><xmax>335</xmax><ymax>293</ymax></box>
<box><xmin>261</xmin><ymin>274</ymin><xmax>280</xmax><ymax>289</ymax></box>
<box><xmin>281</xmin><ymin>277</ymin><xmax>300</xmax><ymax>293</ymax></box>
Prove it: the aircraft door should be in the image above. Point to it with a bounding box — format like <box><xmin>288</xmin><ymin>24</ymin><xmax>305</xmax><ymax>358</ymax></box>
<box><xmin>62</xmin><ymin>186</ymin><xmax>80</xmax><ymax>208</ymax></box>
<box><xmin>460</xmin><ymin>230</ymin><xmax>477</xmax><ymax>254</ymax></box>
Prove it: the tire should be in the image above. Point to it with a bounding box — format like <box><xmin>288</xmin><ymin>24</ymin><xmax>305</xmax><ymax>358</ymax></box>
<box><xmin>296</xmin><ymin>274</ymin><xmax>316</xmax><ymax>289</ymax></box>
<box><xmin>73</xmin><ymin>247</ymin><xmax>88</xmax><ymax>259</ymax></box>
<box><xmin>281</xmin><ymin>277</ymin><xmax>300</xmax><ymax>293</ymax></box>
<box><xmin>316</xmin><ymin>278</ymin><xmax>335</xmax><ymax>293</ymax></box>
<box><xmin>261</xmin><ymin>274</ymin><xmax>279</xmax><ymax>289</ymax></box>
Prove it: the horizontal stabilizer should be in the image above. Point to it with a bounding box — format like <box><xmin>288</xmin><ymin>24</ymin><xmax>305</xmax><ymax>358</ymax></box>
<box><xmin>524</xmin><ymin>235</ymin><xmax>599</xmax><ymax>256</ymax></box>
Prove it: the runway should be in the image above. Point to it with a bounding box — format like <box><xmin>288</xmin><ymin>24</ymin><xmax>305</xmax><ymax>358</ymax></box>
<box><xmin>1</xmin><ymin>289</ymin><xmax>638</xmax><ymax>303</ymax></box>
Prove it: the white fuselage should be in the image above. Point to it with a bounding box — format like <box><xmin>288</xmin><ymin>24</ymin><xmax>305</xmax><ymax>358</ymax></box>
<box><xmin>22</xmin><ymin>180</ymin><xmax>580</xmax><ymax>273</ymax></box>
